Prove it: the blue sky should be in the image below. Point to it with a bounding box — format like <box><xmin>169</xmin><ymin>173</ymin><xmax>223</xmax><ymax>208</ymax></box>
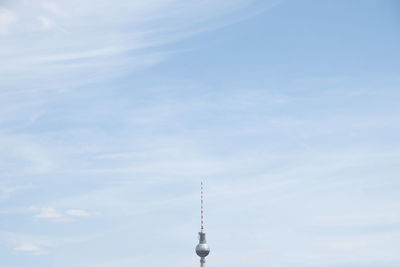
<box><xmin>0</xmin><ymin>0</ymin><xmax>400</xmax><ymax>266</ymax></box>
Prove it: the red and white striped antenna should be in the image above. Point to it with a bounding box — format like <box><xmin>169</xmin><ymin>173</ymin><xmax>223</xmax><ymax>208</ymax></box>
<box><xmin>201</xmin><ymin>181</ymin><xmax>204</xmax><ymax>232</ymax></box>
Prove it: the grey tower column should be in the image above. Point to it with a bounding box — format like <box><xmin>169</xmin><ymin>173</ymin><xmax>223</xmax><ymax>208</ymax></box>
<box><xmin>200</xmin><ymin>257</ymin><xmax>205</xmax><ymax>267</ymax></box>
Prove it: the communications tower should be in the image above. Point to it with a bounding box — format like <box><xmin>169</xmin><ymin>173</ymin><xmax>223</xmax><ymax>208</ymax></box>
<box><xmin>195</xmin><ymin>182</ymin><xmax>210</xmax><ymax>267</ymax></box>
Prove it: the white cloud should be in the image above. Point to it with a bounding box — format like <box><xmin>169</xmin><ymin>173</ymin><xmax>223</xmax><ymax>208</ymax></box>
<box><xmin>0</xmin><ymin>8</ymin><xmax>18</xmax><ymax>35</ymax></box>
<box><xmin>35</xmin><ymin>208</ymin><xmax>64</xmax><ymax>219</ymax></box>
<box><xmin>14</xmin><ymin>244</ymin><xmax>46</xmax><ymax>255</ymax></box>
<box><xmin>34</xmin><ymin>207</ymin><xmax>90</xmax><ymax>222</ymax></box>
<box><xmin>0</xmin><ymin>231</ymin><xmax>54</xmax><ymax>256</ymax></box>
<box><xmin>66</xmin><ymin>209</ymin><xmax>89</xmax><ymax>217</ymax></box>
<box><xmin>0</xmin><ymin>230</ymin><xmax>100</xmax><ymax>257</ymax></box>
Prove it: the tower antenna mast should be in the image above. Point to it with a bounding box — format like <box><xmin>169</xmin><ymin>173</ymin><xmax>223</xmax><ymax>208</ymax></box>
<box><xmin>201</xmin><ymin>181</ymin><xmax>204</xmax><ymax>232</ymax></box>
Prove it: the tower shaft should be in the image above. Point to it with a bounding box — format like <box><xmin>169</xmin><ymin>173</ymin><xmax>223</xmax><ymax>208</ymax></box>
<box><xmin>200</xmin><ymin>257</ymin><xmax>205</xmax><ymax>267</ymax></box>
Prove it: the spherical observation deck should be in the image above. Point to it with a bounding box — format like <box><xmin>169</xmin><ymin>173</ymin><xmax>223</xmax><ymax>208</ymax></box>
<box><xmin>196</xmin><ymin>232</ymin><xmax>210</xmax><ymax>258</ymax></box>
<box><xmin>196</xmin><ymin>243</ymin><xmax>210</xmax><ymax>257</ymax></box>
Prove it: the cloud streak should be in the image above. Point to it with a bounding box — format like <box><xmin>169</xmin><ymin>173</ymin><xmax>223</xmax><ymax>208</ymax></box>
<box><xmin>14</xmin><ymin>244</ymin><xmax>46</xmax><ymax>255</ymax></box>
<box><xmin>0</xmin><ymin>231</ymin><xmax>55</xmax><ymax>256</ymax></box>
<box><xmin>34</xmin><ymin>207</ymin><xmax>90</xmax><ymax>222</ymax></box>
<box><xmin>0</xmin><ymin>0</ymin><xmax>266</xmax><ymax>90</ymax></box>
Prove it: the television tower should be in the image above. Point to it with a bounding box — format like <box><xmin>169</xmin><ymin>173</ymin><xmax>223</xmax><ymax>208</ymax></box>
<box><xmin>195</xmin><ymin>182</ymin><xmax>210</xmax><ymax>267</ymax></box>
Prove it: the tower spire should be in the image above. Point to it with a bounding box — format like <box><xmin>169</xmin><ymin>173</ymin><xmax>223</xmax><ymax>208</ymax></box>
<box><xmin>201</xmin><ymin>181</ymin><xmax>204</xmax><ymax>232</ymax></box>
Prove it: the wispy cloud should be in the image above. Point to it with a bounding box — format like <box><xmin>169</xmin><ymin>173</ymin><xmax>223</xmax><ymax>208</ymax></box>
<box><xmin>0</xmin><ymin>0</ymin><xmax>266</xmax><ymax>90</ymax></box>
<box><xmin>0</xmin><ymin>230</ymin><xmax>98</xmax><ymax>257</ymax></box>
<box><xmin>14</xmin><ymin>244</ymin><xmax>46</xmax><ymax>255</ymax></box>
<box><xmin>66</xmin><ymin>209</ymin><xmax>89</xmax><ymax>217</ymax></box>
<box><xmin>34</xmin><ymin>207</ymin><xmax>91</xmax><ymax>222</ymax></box>
<box><xmin>0</xmin><ymin>231</ymin><xmax>55</xmax><ymax>256</ymax></box>
<box><xmin>34</xmin><ymin>208</ymin><xmax>65</xmax><ymax>221</ymax></box>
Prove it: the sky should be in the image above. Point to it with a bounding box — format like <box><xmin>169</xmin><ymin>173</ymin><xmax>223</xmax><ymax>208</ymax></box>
<box><xmin>0</xmin><ymin>0</ymin><xmax>400</xmax><ymax>266</ymax></box>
